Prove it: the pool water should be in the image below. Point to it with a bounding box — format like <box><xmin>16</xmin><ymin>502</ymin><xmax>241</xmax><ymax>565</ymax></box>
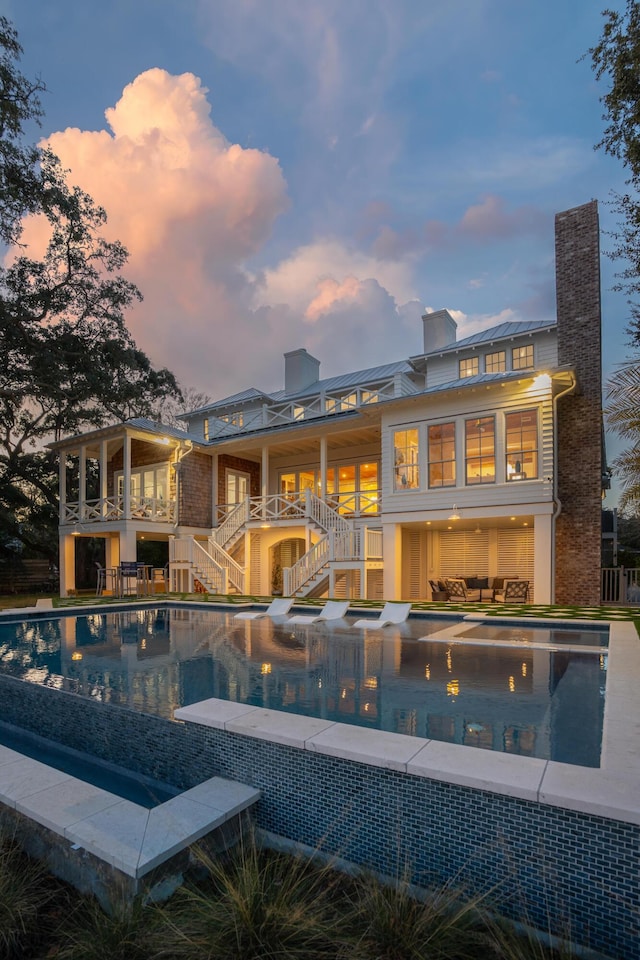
<box><xmin>0</xmin><ymin>607</ymin><xmax>607</xmax><ymax>766</ymax></box>
<box><xmin>0</xmin><ymin>721</ymin><xmax>179</xmax><ymax>807</ymax></box>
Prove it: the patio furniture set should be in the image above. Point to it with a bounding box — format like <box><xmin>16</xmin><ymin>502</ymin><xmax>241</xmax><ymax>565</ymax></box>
<box><xmin>429</xmin><ymin>577</ymin><xmax>530</xmax><ymax>603</ymax></box>
<box><xmin>95</xmin><ymin>562</ymin><xmax>169</xmax><ymax>598</ymax></box>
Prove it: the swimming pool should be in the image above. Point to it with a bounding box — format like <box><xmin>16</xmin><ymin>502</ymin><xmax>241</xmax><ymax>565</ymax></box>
<box><xmin>0</xmin><ymin>605</ymin><xmax>607</xmax><ymax>766</ymax></box>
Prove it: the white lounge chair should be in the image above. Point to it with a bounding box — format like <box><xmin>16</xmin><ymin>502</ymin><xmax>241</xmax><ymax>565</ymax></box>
<box><xmin>352</xmin><ymin>601</ymin><xmax>412</xmax><ymax>629</ymax></box>
<box><xmin>234</xmin><ymin>598</ymin><xmax>294</xmax><ymax>620</ymax></box>
<box><xmin>288</xmin><ymin>600</ymin><xmax>350</xmax><ymax>625</ymax></box>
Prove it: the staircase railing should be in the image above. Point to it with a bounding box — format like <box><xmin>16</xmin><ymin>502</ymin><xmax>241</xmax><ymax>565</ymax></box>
<box><xmin>284</xmin><ymin>533</ymin><xmax>331</xmax><ymax>596</ymax></box>
<box><xmin>171</xmin><ymin>537</ymin><xmax>228</xmax><ymax>593</ymax></box>
<box><xmin>207</xmin><ymin>537</ymin><xmax>246</xmax><ymax>594</ymax></box>
<box><xmin>284</xmin><ymin>528</ymin><xmax>365</xmax><ymax>595</ymax></box>
<box><xmin>211</xmin><ymin>498</ymin><xmax>249</xmax><ymax>549</ymax></box>
<box><xmin>304</xmin><ymin>491</ymin><xmax>352</xmax><ymax>534</ymax></box>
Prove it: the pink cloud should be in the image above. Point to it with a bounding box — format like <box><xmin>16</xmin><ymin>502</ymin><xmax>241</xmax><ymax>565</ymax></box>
<box><xmin>12</xmin><ymin>69</ymin><xmax>479</xmax><ymax>398</ymax></box>
<box><xmin>457</xmin><ymin>194</ymin><xmax>545</xmax><ymax>240</ymax></box>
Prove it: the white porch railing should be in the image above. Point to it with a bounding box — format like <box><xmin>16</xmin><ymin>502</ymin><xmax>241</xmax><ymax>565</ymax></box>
<box><xmin>62</xmin><ymin>495</ymin><xmax>176</xmax><ymax>524</ymax></box>
<box><xmin>170</xmin><ymin>537</ymin><xmax>228</xmax><ymax>593</ymax></box>
<box><xmin>208</xmin><ymin>376</ymin><xmax>418</xmax><ymax>439</ymax></box>
<box><xmin>216</xmin><ymin>489</ymin><xmax>381</xmax><ymax>525</ymax></box>
<box><xmin>207</xmin><ymin>537</ymin><xmax>246</xmax><ymax>593</ymax></box>
<box><xmin>366</xmin><ymin>528</ymin><xmax>383</xmax><ymax>559</ymax></box>
<box><xmin>305</xmin><ymin>491</ymin><xmax>352</xmax><ymax>534</ymax></box>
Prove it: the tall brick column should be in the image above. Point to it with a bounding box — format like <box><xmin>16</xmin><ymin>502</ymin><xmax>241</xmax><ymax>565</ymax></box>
<box><xmin>554</xmin><ymin>200</ymin><xmax>603</xmax><ymax>605</ymax></box>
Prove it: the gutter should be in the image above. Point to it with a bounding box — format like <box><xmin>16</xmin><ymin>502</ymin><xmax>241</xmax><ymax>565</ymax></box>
<box><xmin>550</xmin><ymin>372</ymin><xmax>577</xmax><ymax>603</ymax></box>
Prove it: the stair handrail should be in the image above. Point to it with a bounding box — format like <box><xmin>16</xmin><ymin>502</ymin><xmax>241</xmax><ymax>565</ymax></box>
<box><xmin>207</xmin><ymin>537</ymin><xmax>246</xmax><ymax>594</ymax></box>
<box><xmin>211</xmin><ymin>498</ymin><xmax>250</xmax><ymax>549</ymax></box>
<box><xmin>284</xmin><ymin>532</ymin><xmax>332</xmax><ymax>596</ymax></box>
<box><xmin>304</xmin><ymin>490</ymin><xmax>353</xmax><ymax>534</ymax></box>
<box><xmin>284</xmin><ymin>527</ymin><xmax>362</xmax><ymax>595</ymax></box>
<box><xmin>173</xmin><ymin>537</ymin><xmax>228</xmax><ymax>593</ymax></box>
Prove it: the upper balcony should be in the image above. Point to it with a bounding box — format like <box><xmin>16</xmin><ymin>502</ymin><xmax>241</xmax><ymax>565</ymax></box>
<box><xmin>61</xmin><ymin>494</ymin><xmax>177</xmax><ymax>526</ymax></box>
<box><xmin>217</xmin><ymin>488</ymin><xmax>382</xmax><ymax>525</ymax></box>
<box><xmin>204</xmin><ymin>373</ymin><xmax>419</xmax><ymax>440</ymax></box>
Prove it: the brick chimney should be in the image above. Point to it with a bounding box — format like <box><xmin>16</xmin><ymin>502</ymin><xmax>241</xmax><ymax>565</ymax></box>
<box><xmin>554</xmin><ymin>200</ymin><xmax>602</xmax><ymax>606</ymax></box>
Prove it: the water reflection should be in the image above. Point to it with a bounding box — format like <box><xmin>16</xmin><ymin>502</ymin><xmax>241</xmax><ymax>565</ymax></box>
<box><xmin>0</xmin><ymin>608</ymin><xmax>606</xmax><ymax>765</ymax></box>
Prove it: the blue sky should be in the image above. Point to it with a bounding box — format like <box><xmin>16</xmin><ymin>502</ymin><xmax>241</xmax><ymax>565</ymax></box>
<box><xmin>5</xmin><ymin>0</ymin><xmax>630</xmax><ymax>504</ymax></box>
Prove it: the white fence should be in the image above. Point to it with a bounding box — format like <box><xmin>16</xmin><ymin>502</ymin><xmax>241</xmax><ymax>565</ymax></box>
<box><xmin>601</xmin><ymin>567</ymin><xmax>640</xmax><ymax>604</ymax></box>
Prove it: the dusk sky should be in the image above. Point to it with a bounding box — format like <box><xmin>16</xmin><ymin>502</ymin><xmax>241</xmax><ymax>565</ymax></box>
<box><xmin>4</xmin><ymin>1</ymin><xmax>631</xmax><ymax>504</ymax></box>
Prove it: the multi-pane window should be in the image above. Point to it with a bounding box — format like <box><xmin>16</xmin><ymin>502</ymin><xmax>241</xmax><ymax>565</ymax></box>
<box><xmin>459</xmin><ymin>357</ymin><xmax>479</xmax><ymax>378</ymax></box>
<box><xmin>465</xmin><ymin>417</ymin><xmax>495</xmax><ymax>484</ymax></box>
<box><xmin>505</xmin><ymin>410</ymin><xmax>538</xmax><ymax>480</ymax></box>
<box><xmin>203</xmin><ymin>417</ymin><xmax>209</xmax><ymax>441</ymax></box>
<box><xmin>512</xmin><ymin>344</ymin><xmax>534</xmax><ymax>370</ymax></box>
<box><xmin>393</xmin><ymin>429</ymin><xmax>419</xmax><ymax>490</ymax></box>
<box><xmin>485</xmin><ymin>350</ymin><xmax>506</xmax><ymax>373</ymax></box>
<box><xmin>428</xmin><ymin>422</ymin><xmax>456</xmax><ymax>488</ymax></box>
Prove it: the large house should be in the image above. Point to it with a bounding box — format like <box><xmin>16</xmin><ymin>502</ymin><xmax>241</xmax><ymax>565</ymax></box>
<box><xmin>52</xmin><ymin>201</ymin><xmax>605</xmax><ymax>606</ymax></box>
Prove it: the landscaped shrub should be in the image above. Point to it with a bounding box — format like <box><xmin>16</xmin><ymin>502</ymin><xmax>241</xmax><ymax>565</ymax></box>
<box><xmin>342</xmin><ymin>868</ymin><xmax>500</xmax><ymax>960</ymax></box>
<box><xmin>55</xmin><ymin>894</ymin><xmax>164</xmax><ymax>960</ymax></box>
<box><xmin>158</xmin><ymin>834</ymin><xmax>352</xmax><ymax>959</ymax></box>
<box><xmin>0</xmin><ymin>829</ymin><xmax>69</xmax><ymax>960</ymax></box>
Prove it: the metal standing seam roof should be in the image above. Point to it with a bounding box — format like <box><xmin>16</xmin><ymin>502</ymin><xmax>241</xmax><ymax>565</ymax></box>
<box><xmin>182</xmin><ymin>387</ymin><xmax>274</xmax><ymax>417</ymax></box>
<box><xmin>182</xmin><ymin>360</ymin><xmax>415</xmax><ymax>417</ymax></box>
<box><xmin>422</xmin><ymin>319</ymin><xmax>556</xmax><ymax>356</ymax></box>
<box><xmin>270</xmin><ymin>360</ymin><xmax>414</xmax><ymax>401</ymax></box>
<box><xmin>416</xmin><ymin>369</ymin><xmax>534</xmax><ymax>396</ymax></box>
<box><xmin>183</xmin><ymin>320</ymin><xmax>555</xmax><ymax>418</ymax></box>
<box><xmin>49</xmin><ymin>418</ymin><xmax>202</xmax><ymax>449</ymax></box>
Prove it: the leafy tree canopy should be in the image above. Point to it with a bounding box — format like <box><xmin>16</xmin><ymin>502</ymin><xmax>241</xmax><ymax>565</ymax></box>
<box><xmin>0</xmin><ymin>17</ymin><xmax>180</xmax><ymax>562</ymax></box>
<box><xmin>587</xmin><ymin>4</ymin><xmax>640</xmax><ymax>517</ymax></box>
<box><xmin>588</xmin><ymin>2</ymin><xmax>640</xmax><ymax>332</ymax></box>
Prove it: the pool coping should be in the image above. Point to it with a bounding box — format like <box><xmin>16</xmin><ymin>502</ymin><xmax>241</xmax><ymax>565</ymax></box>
<box><xmin>0</xmin><ymin>743</ymin><xmax>260</xmax><ymax>878</ymax></box>
<box><xmin>175</xmin><ymin>612</ymin><xmax>640</xmax><ymax>827</ymax></box>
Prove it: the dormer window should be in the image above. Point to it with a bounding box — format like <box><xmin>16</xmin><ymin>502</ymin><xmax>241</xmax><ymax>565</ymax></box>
<box><xmin>485</xmin><ymin>350</ymin><xmax>506</xmax><ymax>373</ymax></box>
<box><xmin>459</xmin><ymin>357</ymin><xmax>479</xmax><ymax>378</ymax></box>
<box><xmin>512</xmin><ymin>344</ymin><xmax>534</xmax><ymax>370</ymax></box>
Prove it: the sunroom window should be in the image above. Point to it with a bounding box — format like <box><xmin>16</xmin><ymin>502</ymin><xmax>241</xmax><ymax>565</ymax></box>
<box><xmin>428</xmin><ymin>422</ymin><xmax>456</xmax><ymax>488</ymax></box>
<box><xmin>465</xmin><ymin>417</ymin><xmax>495</xmax><ymax>484</ymax></box>
<box><xmin>505</xmin><ymin>410</ymin><xmax>538</xmax><ymax>480</ymax></box>
<box><xmin>393</xmin><ymin>429</ymin><xmax>419</xmax><ymax>490</ymax></box>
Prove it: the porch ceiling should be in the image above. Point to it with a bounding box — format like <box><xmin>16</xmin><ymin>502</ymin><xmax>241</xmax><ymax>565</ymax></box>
<box><xmin>218</xmin><ymin>423</ymin><xmax>381</xmax><ymax>459</ymax></box>
<box><xmin>403</xmin><ymin>514</ymin><xmax>535</xmax><ymax>533</ymax></box>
